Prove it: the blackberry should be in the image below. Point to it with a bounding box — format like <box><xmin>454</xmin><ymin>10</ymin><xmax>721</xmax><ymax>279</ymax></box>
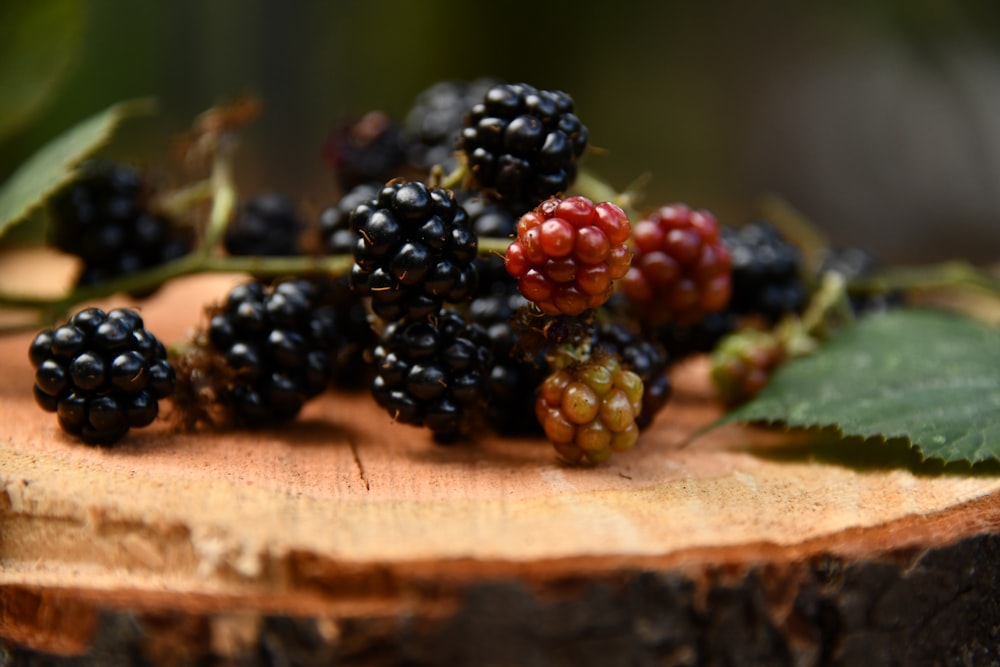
<box><xmin>504</xmin><ymin>196</ymin><xmax>632</xmax><ymax>316</ymax></box>
<box><xmin>322</xmin><ymin>111</ymin><xmax>408</xmax><ymax>191</ymax></box>
<box><xmin>592</xmin><ymin>322</ymin><xmax>671</xmax><ymax>431</ymax></box>
<box><xmin>459</xmin><ymin>191</ymin><xmax>520</xmax><ymax>299</ymax></box>
<box><xmin>348</xmin><ymin>180</ymin><xmax>479</xmax><ymax>322</ymax></box>
<box><xmin>403</xmin><ymin>78</ymin><xmax>500</xmax><ymax>173</ymax></box>
<box><xmin>819</xmin><ymin>246</ymin><xmax>903</xmax><ymax>316</ymax></box>
<box><xmin>465</xmin><ymin>278</ymin><xmax>547</xmax><ymax>435</ymax></box>
<box><xmin>710</xmin><ymin>328</ymin><xmax>785</xmax><ymax>407</ymax></box>
<box><xmin>458</xmin><ymin>82</ymin><xmax>588</xmax><ymax>209</ymax></box>
<box><xmin>722</xmin><ymin>220</ymin><xmax>807</xmax><ymax>323</ymax></box>
<box><xmin>535</xmin><ymin>353</ymin><xmax>643</xmax><ymax>465</ymax></box>
<box><xmin>224</xmin><ymin>192</ymin><xmax>305</xmax><ymax>257</ymax></box>
<box><xmin>622</xmin><ymin>203</ymin><xmax>732</xmax><ymax>325</ymax></box>
<box><xmin>29</xmin><ymin>307</ymin><xmax>175</xmax><ymax>445</ymax></box>
<box><xmin>370</xmin><ymin>309</ymin><xmax>492</xmax><ymax>442</ymax></box>
<box><xmin>652</xmin><ymin>310</ymin><xmax>740</xmax><ymax>361</ymax></box>
<box><xmin>189</xmin><ymin>278</ymin><xmax>343</xmax><ymax>426</ymax></box>
<box><xmin>48</xmin><ymin>160</ymin><xmax>193</xmax><ymax>294</ymax></box>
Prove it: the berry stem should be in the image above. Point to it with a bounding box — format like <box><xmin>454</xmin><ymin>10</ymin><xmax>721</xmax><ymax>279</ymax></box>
<box><xmin>154</xmin><ymin>178</ymin><xmax>213</xmax><ymax>220</ymax></box>
<box><xmin>199</xmin><ymin>141</ymin><xmax>238</xmax><ymax>257</ymax></box>
<box><xmin>850</xmin><ymin>261</ymin><xmax>1000</xmax><ymax>301</ymax></box>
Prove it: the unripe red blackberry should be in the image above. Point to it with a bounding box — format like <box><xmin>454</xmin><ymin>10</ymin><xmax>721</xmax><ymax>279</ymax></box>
<box><xmin>224</xmin><ymin>192</ymin><xmax>305</xmax><ymax>257</ymax></box>
<box><xmin>348</xmin><ymin>180</ymin><xmax>479</xmax><ymax>322</ymax></box>
<box><xmin>535</xmin><ymin>353</ymin><xmax>643</xmax><ymax>465</ymax></box>
<box><xmin>504</xmin><ymin>196</ymin><xmax>632</xmax><ymax>316</ymax></box>
<box><xmin>403</xmin><ymin>78</ymin><xmax>500</xmax><ymax>172</ymax></box>
<box><xmin>48</xmin><ymin>160</ymin><xmax>193</xmax><ymax>294</ymax></box>
<box><xmin>371</xmin><ymin>309</ymin><xmax>493</xmax><ymax>442</ymax></box>
<box><xmin>29</xmin><ymin>307</ymin><xmax>175</xmax><ymax>445</ymax></box>
<box><xmin>710</xmin><ymin>328</ymin><xmax>786</xmax><ymax>406</ymax></box>
<box><xmin>459</xmin><ymin>82</ymin><xmax>588</xmax><ymax>209</ymax></box>
<box><xmin>622</xmin><ymin>203</ymin><xmax>732</xmax><ymax>325</ymax></box>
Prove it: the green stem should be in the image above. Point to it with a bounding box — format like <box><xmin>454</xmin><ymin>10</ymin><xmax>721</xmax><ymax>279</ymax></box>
<box><xmin>478</xmin><ymin>236</ymin><xmax>510</xmax><ymax>257</ymax></box>
<box><xmin>199</xmin><ymin>143</ymin><xmax>238</xmax><ymax>257</ymax></box>
<box><xmin>572</xmin><ymin>169</ymin><xmax>639</xmax><ymax>221</ymax></box>
<box><xmin>851</xmin><ymin>261</ymin><xmax>1000</xmax><ymax>300</ymax></box>
<box><xmin>154</xmin><ymin>178</ymin><xmax>213</xmax><ymax>220</ymax></box>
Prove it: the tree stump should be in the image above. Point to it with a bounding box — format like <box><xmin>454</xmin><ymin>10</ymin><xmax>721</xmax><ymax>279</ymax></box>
<box><xmin>2</xmin><ymin>251</ymin><xmax>999</xmax><ymax>665</ymax></box>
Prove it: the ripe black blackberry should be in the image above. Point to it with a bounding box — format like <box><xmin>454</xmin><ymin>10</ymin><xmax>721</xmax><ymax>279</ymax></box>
<box><xmin>224</xmin><ymin>192</ymin><xmax>305</xmax><ymax>257</ymax></box>
<box><xmin>29</xmin><ymin>307</ymin><xmax>176</xmax><ymax>445</ymax></box>
<box><xmin>592</xmin><ymin>321</ymin><xmax>671</xmax><ymax>431</ymax></box>
<box><xmin>318</xmin><ymin>183</ymin><xmax>382</xmax><ymax>256</ymax></box>
<box><xmin>458</xmin><ymin>82</ymin><xmax>588</xmax><ymax>209</ymax></box>
<box><xmin>48</xmin><ymin>160</ymin><xmax>193</xmax><ymax>293</ymax></box>
<box><xmin>371</xmin><ymin>309</ymin><xmax>493</xmax><ymax>442</ymax></box>
<box><xmin>458</xmin><ymin>191</ymin><xmax>519</xmax><ymax>299</ymax></box>
<box><xmin>402</xmin><ymin>78</ymin><xmax>500</xmax><ymax>172</ymax></box>
<box><xmin>722</xmin><ymin>220</ymin><xmax>807</xmax><ymax>323</ymax></box>
<box><xmin>322</xmin><ymin>111</ymin><xmax>408</xmax><ymax>191</ymax></box>
<box><xmin>465</xmin><ymin>278</ymin><xmax>547</xmax><ymax>435</ymax></box>
<box><xmin>187</xmin><ymin>278</ymin><xmax>343</xmax><ymax>427</ymax></box>
<box><xmin>348</xmin><ymin>180</ymin><xmax>479</xmax><ymax>322</ymax></box>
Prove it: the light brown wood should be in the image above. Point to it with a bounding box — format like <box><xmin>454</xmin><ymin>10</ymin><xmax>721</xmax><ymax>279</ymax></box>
<box><xmin>2</xmin><ymin>250</ymin><xmax>1000</xmax><ymax>660</ymax></box>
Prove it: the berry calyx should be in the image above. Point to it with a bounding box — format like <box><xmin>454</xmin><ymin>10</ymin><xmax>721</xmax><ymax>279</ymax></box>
<box><xmin>622</xmin><ymin>203</ymin><xmax>732</xmax><ymax>325</ymax></box>
<box><xmin>505</xmin><ymin>196</ymin><xmax>631</xmax><ymax>316</ymax></box>
<box><xmin>535</xmin><ymin>352</ymin><xmax>643</xmax><ymax>465</ymax></box>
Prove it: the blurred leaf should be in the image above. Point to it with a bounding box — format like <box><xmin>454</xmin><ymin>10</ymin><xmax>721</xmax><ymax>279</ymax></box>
<box><xmin>0</xmin><ymin>0</ymin><xmax>86</xmax><ymax>142</ymax></box>
<box><xmin>0</xmin><ymin>98</ymin><xmax>156</xmax><ymax>241</ymax></box>
<box><xmin>726</xmin><ymin>308</ymin><xmax>1000</xmax><ymax>465</ymax></box>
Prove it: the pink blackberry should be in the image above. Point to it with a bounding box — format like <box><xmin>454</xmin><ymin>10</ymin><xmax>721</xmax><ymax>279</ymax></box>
<box><xmin>535</xmin><ymin>353</ymin><xmax>644</xmax><ymax>465</ymax></box>
<box><xmin>622</xmin><ymin>203</ymin><xmax>732</xmax><ymax>325</ymax></box>
<box><xmin>504</xmin><ymin>196</ymin><xmax>632</xmax><ymax>316</ymax></box>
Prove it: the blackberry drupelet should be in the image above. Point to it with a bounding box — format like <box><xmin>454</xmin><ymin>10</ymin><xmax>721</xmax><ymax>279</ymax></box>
<box><xmin>322</xmin><ymin>111</ymin><xmax>407</xmax><ymax>191</ymax></box>
<box><xmin>348</xmin><ymin>180</ymin><xmax>479</xmax><ymax>322</ymax></box>
<box><xmin>722</xmin><ymin>220</ymin><xmax>807</xmax><ymax>323</ymax></box>
<box><xmin>403</xmin><ymin>78</ymin><xmax>500</xmax><ymax>173</ymax></box>
<box><xmin>200</xmin><ymin>278</ymin><xmax>341</xmax><ymax>426</ymax></box>
<box><xmin>458</xmin><ymin>82</ymin><xmax>589</xmax><ymax>209</ymax></box>
<box><xmin>29</xmin><ymin>307</ymin><xmax>176</xmax><ymax>445</ymax></box>
<box><xmin>592</xmin><ymin>322</ymin><xmax>671</xmax><ymax>431</ymax></box>
<box><xmin>224</xmin><ymin>192</ymin><xmax>305</xmax><ymax>257</ymax></box>
<box><xmin>370</xmin><ymin>309</ymin><xmax>493</xmax><ymax>442</ymax></box>
<box><xmin>535</xmin><ymin>352</ymin><xmax>644</xmax><ymax>465</ymax></box>
<box><xmin>48</xmin><ymin>161</ymin><xmax>193</xmax><ymax>293</ymax></box>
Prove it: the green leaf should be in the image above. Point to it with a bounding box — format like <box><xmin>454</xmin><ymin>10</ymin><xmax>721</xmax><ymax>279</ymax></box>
<box><xmin>0</xmin><ymin>98</ymin><xmax>156</xmax><ymax>240</ymax></box>
<box><xmin>0</xmin><ymin>0</ymin><xmax>86</xmax><ymax>141</ymax></box>
<box><xmin>726</xmin><ymin>308</ymin><xmax>1000</xmax><ymax>465</ymax></box>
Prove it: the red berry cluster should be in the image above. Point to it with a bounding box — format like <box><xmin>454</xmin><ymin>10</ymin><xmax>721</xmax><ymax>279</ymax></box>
<box><xmin>622</xmin><ymin>204</ymin><xmax>731</xmax><ymax>324</ymax></box>
<box><xmin>504</xmin><ymin>196</ymin><xmax>631</xmax><ymax>316</ymax></box>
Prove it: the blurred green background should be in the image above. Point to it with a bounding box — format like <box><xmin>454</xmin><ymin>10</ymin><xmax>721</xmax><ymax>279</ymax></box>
<box><xmin>3</xmin><ymin>0</ymin><xmax>1000</xmax><ymax>263</ymax></box>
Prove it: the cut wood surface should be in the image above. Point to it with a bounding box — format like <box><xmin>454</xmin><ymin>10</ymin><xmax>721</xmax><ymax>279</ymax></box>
<box><xmin>2</xmin><ymin>250</ymin><xmax>1000</xmax><ymax>663</ymax></box>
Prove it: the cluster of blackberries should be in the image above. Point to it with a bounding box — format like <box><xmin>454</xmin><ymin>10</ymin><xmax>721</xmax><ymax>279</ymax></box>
<box><xmin>48</xmin><ymin>161</ymin><xmax>193</xmax><ymax>293</ymax></box>
<box><xmin>29</xmin><ymin>308</ymin><xmax>175</xmax><ymax>444</ymax></box>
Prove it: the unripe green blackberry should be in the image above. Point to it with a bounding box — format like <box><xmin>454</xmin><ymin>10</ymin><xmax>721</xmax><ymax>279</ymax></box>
<box><xmin>371</xmin><ymin>309</ymin><xmax>493</xmax><ymax>442</ymax></box>
<box><xmin>29</xmin><ymin>307</ymin><xmax>175</xmax><ymax>445</ymax></box>
<box><xmin>535</xmin><ymin>353</ymin><xmax>643</xmax><ymax>465</ymax></box>
<box><xmin>348</xmin><ymin>180</ymin><xmax>479</xmax><ymax>322</ymax></box>
<box><xmin>592</xmin><ymin>322</ymin><xmax>671</xmax><ymax>431</ymax></box>
<box><xmin>710</xmin><ymin>328</ymin><xmax>785</xmax><ymax>407</ymax></box>
<box><xmin>459</xmin><ymin>82</ymin><xmax>588</xmax><ymax>209</ymax></box>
